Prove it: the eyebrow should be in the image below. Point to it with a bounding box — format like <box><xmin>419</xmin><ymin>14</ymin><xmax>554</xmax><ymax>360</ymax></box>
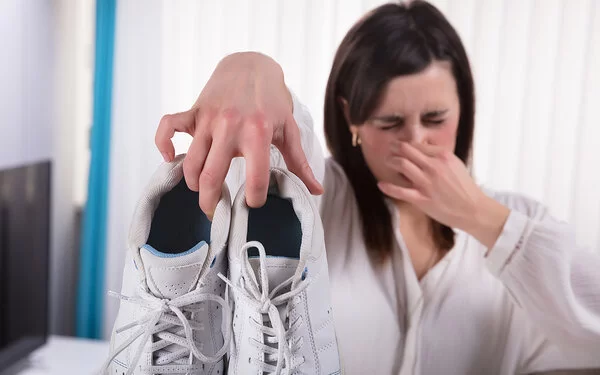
<box><xmin>422</xmin><ymin>109</ymin><xmax>449</xmax><ymax>117</ymax></box>
<box><xmin>369</xmin><ymin>114</ymin><xmax>404</xmax><ymax>123</ymax></box>
<box><xmin>369</xmin><ymin>109</ymin><xmax>449</xmax><ymax>122</ymax></box>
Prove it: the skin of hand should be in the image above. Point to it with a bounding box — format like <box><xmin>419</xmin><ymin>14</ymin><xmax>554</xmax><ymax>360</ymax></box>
<box><xmin>377</xmin><ymin>141</ymin><xmax>510</xmax><ymax>249</ymax></box>
<box><xmin>154</xmin><ymin>52</ymin><xmax>323</xmax><ymax>219</ymax></box>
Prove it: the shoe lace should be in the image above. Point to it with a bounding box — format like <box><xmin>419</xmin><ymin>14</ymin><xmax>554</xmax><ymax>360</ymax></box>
<box><xmin>99</xmin><ymin>285</ymin><xmax>231</xmax><ymax>375</ymax></box>
<box><xmin>218</xmin><ymin>241</ymin><xmax>309</xmax><ymax>375</ymax></box>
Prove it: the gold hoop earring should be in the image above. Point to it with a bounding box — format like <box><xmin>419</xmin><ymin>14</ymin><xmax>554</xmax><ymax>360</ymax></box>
<box><xmin>352</xmin><ymin>132</ymin><xmax>361</xmax><ymax>147</ymax></box>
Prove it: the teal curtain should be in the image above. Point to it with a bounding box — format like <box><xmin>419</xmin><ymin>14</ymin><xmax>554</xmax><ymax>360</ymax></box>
<box><xmin>76</xmin><ymin>0</ymin><xmax>116</xmax><ymax>339</ymax></box>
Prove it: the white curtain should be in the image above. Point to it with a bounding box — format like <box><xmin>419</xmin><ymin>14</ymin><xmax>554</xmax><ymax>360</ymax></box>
<box><xmin>104</xmin><ymin>0</ymin><xmax>600</xmax><ymax>338</ymax></box>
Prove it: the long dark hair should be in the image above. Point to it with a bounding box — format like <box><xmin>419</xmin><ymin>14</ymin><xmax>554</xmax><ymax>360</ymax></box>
<box><xmin>324</xmin><ymin>0</ymin><xmax>475</xmax><ymax>262</ymax></box>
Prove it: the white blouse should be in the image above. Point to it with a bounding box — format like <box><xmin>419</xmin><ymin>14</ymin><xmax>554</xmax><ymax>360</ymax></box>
<box><xmin>226</xmin><ymin>91</ymin><xmax>600</xmax><ymax>374</ymax></box>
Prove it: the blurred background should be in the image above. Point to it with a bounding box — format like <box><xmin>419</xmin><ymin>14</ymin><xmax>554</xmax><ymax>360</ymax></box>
<box><xmin>0</xmin><ymin>0</ymin><xmax>598</xmax><ymax>362</ymax></box>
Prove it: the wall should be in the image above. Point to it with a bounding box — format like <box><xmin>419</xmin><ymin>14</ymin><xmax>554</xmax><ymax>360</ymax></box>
<box><xmin>0</xmin><ymin>0</ymin><xmax>94</xmax><ymax>336</ymax></box>
<box><xmin>52</xmin><ymin>0</ymin><xmax>94</xmax><ymax>335</ymax></box>
<box><xmin>0</xmin><ymin>0</ymin><xmax>53</xmax><ymax>170</ymax></box>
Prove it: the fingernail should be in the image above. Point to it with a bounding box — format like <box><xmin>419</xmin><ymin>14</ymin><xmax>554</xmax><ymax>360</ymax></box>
<box><xmin>315</xmin><ymin>179</ymin><xmax>324</xmax><ymax>193</ymax></box>
<box><xmin>310</xmin><ymin>170</ymin><xmax>324</xmax><ymax>193</ymax></box>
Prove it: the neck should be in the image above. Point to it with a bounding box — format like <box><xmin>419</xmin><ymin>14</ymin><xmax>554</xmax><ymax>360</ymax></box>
<box><xmin>395</xmin><ymin>200</ymin><xmax>431</xmax><ymax>236</ymax></box>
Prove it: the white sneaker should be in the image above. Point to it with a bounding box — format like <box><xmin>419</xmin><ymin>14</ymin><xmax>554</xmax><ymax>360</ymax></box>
<box><xmin>220</xmin><ymin>168</ymin><xmax>342</xmax><ymax>375</ymax></box>
<box><xmin>101</xmin><ymin>154</ymin><xmax>232</xmax><ymax>375</ymax></box>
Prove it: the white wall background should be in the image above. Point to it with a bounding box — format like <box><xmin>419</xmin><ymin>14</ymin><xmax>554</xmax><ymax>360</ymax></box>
<box><xmin>0</xmin><ymin>0</ymin><xmax>93</xmax><ymax>335</ymax></box>
<box><xmin>104</xmin><ymin>0</ymin><xmax>600</xmax><ymax>338</ymax></box>
<box><xmin>0</xmin><ymin>0</ymin><xmax>54</xmax><ymax>171</ymax></box>
<box><xmin>52</xmin><ymin>0</ymin><xmax>94</xmax><ymax>335</ymax></box>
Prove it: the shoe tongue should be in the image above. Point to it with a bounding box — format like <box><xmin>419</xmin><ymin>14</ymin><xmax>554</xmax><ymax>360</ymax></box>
<box><xmin>140</xmin><ymin>241</ymin><xmax>209</xmax><ymax>299</ymax></box>
<box><xmin>248</xmin><ymin>257</ymin><xmax>300</xmax><ymax>320</ymax></box>
<box><xmin>248</xmin><ymin>256</ymin><xmax>301</xmax><ymax>357</ymax></box>
<box><xmin>248</xmin><ymin>257</ymin><xmax>300</xmax><ymax>289</ymax></box>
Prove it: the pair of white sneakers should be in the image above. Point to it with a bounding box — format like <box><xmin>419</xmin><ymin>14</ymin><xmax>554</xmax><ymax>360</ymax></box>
<box><xmin>100</xmin><ymin>155</ymin><xmax>342</xmax><ymax>375</ymax></box>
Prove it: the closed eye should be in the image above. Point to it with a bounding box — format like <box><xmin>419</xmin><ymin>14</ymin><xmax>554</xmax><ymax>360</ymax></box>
<box><xmin>369</xmin><ymin>115</ymin><xmax>404</xmax><ymax>130</ymax></box>
<box><xmin>422</xmin><ymin>110</ymin><xmax>448</xmax><ymax>126</ymax></box>
<box><xmin>425</xmin><ymin>118</ymin><xmax>445</xmax><ymax>125</ymax></box>
<box><xmin>380</xmin><ymin>121</ymin><xmax>403</xmax><ymax>130</ymax></box>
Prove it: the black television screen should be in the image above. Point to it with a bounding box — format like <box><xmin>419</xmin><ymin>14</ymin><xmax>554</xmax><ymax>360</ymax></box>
<box><xmin>0</xmin><ymin>161</ymin><xmax>50</xmax><ymax>370</ymax></box>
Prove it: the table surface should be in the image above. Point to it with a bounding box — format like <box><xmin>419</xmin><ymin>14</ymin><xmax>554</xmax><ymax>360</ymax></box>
<box><xmin>2</xmin><ymin>336</ymin><xmax>598</xmax><ymax>375</ymax></box>
<box><xmin>0</xmin><ymin>335</ymin><xmax>109</xmax><ymax>375</ymax></box>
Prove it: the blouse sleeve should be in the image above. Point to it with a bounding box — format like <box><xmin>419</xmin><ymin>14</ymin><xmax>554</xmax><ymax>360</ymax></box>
<box><xmin>484</xmin><ymin>191</ymin><xmax>600</xmax><ymax>372</ymax></box>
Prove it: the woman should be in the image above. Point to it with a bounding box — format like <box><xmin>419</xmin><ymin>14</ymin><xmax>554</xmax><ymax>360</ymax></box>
<box><xmin>155</xmin><ymin>1</ymin><xmax>600</xmax><ymax>374</ymax></box>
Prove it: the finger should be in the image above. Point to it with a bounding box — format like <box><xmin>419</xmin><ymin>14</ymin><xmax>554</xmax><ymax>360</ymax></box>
<box><xmin>183</xmin><ymin>129</ymin><xmax>211</xmax><ymax>192</ymax></box>
<box><xmin>377</xmin><ymin>182</ymin><xmax>424</xmax><ymax>204</ymax></box>
<box><xmin>198</xmin><ymin>133</ymin><xmax>234</xmax><ymax>219</ymax></box>
<box><xmin>391</xmin><ymin>141</ymin><xmax>433</xmax><ymax>171</ymax></box>
<box><xmin>155</xmin><ymin>109</ymin><xmax>197</xmax><ymax>161</ymax></box>
<box><xmin>240</xmin><ymin>122</ymin><xmax>272</xmax><ymax>208</ymax></box>
<box><xmin>386</xmin><ymin>156</ymin><xmax>429</xmax><ymax>189</ymax></box>
<box><xmin>409</xmin><ymin>141</ymin><xmax>444</xmax><ymax>157</ymax></box>
<box><xmin>277</xmin><ymin>112</ymin><xmax>324</xmax><ymax>194</ymax></box>
<box><xmin>412</xmin><ymin>142</ymin><xmax>457</xmax><ymax>166</ymax></box>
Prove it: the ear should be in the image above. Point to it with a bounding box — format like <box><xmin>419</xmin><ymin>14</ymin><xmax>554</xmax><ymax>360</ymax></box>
<box><xmin>338</xmin><ymin>97</ymin><xmax>362</xmax><ymax>136</ymax></box>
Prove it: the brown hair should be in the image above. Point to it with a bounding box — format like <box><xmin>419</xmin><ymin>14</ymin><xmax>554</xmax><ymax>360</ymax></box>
<box><xmin>324</xmin><ymin>0</ymin><xmax>475</xmax><ymax>262</ymax></box>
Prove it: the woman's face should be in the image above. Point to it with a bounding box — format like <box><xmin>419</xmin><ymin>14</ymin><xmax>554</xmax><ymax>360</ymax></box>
<box><xmin>349</xmin><ymin>61</ymin><xmax>460</xmax><ymax>188</ymax></box>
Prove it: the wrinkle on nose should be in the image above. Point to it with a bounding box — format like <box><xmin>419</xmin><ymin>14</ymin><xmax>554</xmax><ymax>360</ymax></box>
<box><xmin>403</xmin><ymin>123</ymin><xmax>424</xmax><ymax>143</ymax></box>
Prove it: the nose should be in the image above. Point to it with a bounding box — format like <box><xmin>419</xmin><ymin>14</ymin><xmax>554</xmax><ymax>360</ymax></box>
<box><xmin>401</xmin><ymin>122</ymin><xmax>425</xmax><ymax>144</ymax></box>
